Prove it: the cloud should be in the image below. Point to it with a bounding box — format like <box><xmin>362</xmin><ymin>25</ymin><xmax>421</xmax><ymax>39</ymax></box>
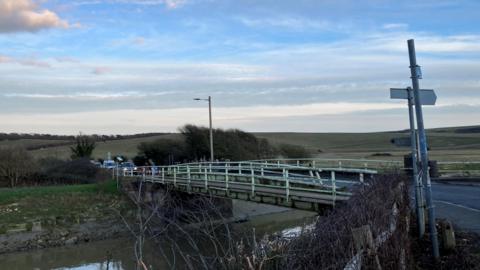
<box><xmin>73</xmin><ymin>0</ymin><xmax>187</xmax><ymax>9</ymax></box>
<box><xmin>92</xmin><ymin>66</ymin><xmax>111</xmax><ymax>75</ymax></box>
<box><xmin>0</xmin><ymin>54</ymin><xmax>51</xmax><ymax>68</ymax></box>
<box><xmin>237</xmin><ymin>16</ymin><xmax>333</xmax><ymax>31</ymax></box>
<box><xmin>0</xmin><ymin>0</ymin><xmax>72</xmax><ymax>33</ymax></box>
<box><xmin>3</xmin><ymin>91</ymin><xmax>176</xmax><ymax>100</ymax></box>
<box><xmin>382</xmin><ymin>23</ymin><xmax>408</xmax><ymax>30</ymax></box>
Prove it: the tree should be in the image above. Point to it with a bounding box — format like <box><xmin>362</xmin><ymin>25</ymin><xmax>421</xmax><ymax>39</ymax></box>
<box><xmin>70</xmin><ymin>133</ymin><xmax>96</xmax><ymax>159</ymax></box>
<box><xmin>0</xmin><ymin>146</ymin><xmax>36</xmax><ymax>187</ymax></box>
<box><xmin>135</xmin><ymin>139</ymin><xmax>187</xmax><ymax>165</ymax></box>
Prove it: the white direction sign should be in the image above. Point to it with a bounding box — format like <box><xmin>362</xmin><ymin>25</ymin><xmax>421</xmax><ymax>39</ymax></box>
<box><xmin>390</xmin><ymin>88</ymin><xmax>437</xmax><ymax>105</ymax></box>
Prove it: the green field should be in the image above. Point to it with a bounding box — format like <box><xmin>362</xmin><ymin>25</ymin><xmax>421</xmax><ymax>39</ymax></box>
<box><xmin>255</xmin><ymin>127</ymin><xmax>480</xmax><ymax>162</ymax></box>
<box><xmin>0</xmin><ymin>181</ymin><xmax>129</xmax><ymax>232</ymax></box>
<box><xmin>3</xmin><ymin>125</ymin><xmax>480</xmax><ymax>162</ymax></box>
<box><xmin>30</xmin><ymin>133</ymin><xmax>180</xmax><ymax>160</ymax></box>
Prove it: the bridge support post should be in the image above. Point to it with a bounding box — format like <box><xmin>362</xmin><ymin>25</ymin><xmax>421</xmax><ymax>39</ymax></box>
<box><xmin>173</xmin><ymin>167</ymin><xmax>177</xmax><ymax>187</ymax></box>
<box><xmin>331</xmin><ymin>171</ymin><xmax>336</xmax><ymax>207</ymax></box>
<box><xmin>161</xmin><ymin>167</ymin><xmax>165</xmax><ymax>184</ymax></box>
<box><xmin>284</xmin><ymin>169</ymin><xmax>290</xmax><ymax>203</ymax></box>
<box><xmin>204</xmin><ymin>168</ymin><xmax>208</xmax><ymax>190</ymax></box>
<box><xmin>187</xmin><ymin>165</ymin><xmax>191</xmax><ymax>193</ymax></box>
<box><xmin>251</xmin><ymin>169</ymin><xmax>255</xmax><ymax>198</ymax></box>
<box><xmin>225</xmin><ymin>166</ymin><xmax>229</xmax><ymax>196</ymax></box>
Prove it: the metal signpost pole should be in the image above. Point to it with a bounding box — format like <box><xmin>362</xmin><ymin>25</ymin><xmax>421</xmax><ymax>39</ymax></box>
<box><xmin>408</xmin><ymin>39</ymin><xmax>439</xmax><ymax>259</ymax></box>
<box><xmin>407</xmin><ymin>87</ymin><xmax>425</xmax><ymax>237</ymax></box>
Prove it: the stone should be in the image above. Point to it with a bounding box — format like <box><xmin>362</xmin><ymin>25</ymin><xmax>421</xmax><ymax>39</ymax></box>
<box><xmin>440</xmin><ymin>220</ymin><xmax>456</xmax><ymax>250</ymax></box>
<box><xmin>31</xmin><ymin>222</ymin><xmax>42</xmax><ymax>232</ymax></box>
<box><xmin>65</xmin><ymin>236</ymin><xmax>78</xmax><ymax>245</ymax></box>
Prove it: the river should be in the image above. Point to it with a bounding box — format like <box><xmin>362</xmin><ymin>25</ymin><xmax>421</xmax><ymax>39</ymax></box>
<box><xmin>0</xmin><ymin>203</ymin><xmax>317</xmax><ymax>270</ymax></box>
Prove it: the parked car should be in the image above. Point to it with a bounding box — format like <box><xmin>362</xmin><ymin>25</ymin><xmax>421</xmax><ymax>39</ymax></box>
<box><xmin>102</xmin><ymin>159</ymin><xmax>116</xmax><ymax>169</ymax></box>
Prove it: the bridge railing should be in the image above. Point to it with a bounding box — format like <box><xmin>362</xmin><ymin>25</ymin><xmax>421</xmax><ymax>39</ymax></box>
<box><xmin>119</xmin><ymin>161</ymin><xmax>378</xmax><ymax>207</ymax></box>
<box><xmin>247</xmin><ymin>158</ymin><xmax>401</xmax><ymax>172</ymax></box>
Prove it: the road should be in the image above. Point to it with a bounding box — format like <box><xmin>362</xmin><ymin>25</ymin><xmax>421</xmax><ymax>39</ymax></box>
<box><xmin>431</xmin><ymin>182</ymin><xmax>480</xmax><ymax>234</ymax></box>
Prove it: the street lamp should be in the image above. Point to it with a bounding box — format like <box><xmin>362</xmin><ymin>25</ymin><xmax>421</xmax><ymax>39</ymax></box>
<box><xmin>194</xmin><ymin>96</ymin><xmax>214</xmax><ymax>162</ymax></box>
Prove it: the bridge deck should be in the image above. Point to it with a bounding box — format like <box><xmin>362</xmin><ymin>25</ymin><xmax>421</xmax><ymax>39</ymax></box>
<box><xmin>121</xmin><ymin>161</ymin><xmax>377</xmax><ymax>211</ymax></box>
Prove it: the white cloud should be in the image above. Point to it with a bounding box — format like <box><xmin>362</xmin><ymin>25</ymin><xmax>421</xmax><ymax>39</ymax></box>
<box><xmin>0</xmin><ymin>0</ymin><xmax>71</xmax><ymax>33</ymax></box>
<box><xmin>0</xmin><ymin>54</ymin><xmax>51</xmax><ymax>68</ymax></box>
<box><xmin>92</xmin><ymin>66</ymin><xmax>111</xmax><ymax>75</ymax></box>
<box><xmin>238</xmin><ymin>16</ymin><xmax>333</xmax><ymax>31</ymax></box>
<box><xmin>73</xmin><ymin>0</ymin><xmax>187</xmax><ymax>9</ymax></box>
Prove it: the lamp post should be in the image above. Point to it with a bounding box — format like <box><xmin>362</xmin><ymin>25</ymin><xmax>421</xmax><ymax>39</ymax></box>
<box><xmin>194</xmin><ymin>96</ymin><xmax>214</xmax><ymax>162</ymax></box>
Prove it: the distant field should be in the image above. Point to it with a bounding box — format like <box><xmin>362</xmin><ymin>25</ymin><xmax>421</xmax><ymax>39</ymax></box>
<box><xmin>30</xmin><ymin>133</ymin><xmax>180</xmax><ymax>160</ymax></box>
<box><xmin>2</xmin><ymin>125</ymin><xmax>479</xmax><ymax>162</ymax></box>
<box><xmin>255</xmin><ymin>126</ymin><xmax>480</xmax><ymax>162</ymax></box>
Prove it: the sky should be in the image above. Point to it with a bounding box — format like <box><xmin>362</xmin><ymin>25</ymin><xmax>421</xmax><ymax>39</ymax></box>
<box><xmin>0</xmin><ymin>0</ymin><xmax>479</xmax><ymax>135</ymax></box>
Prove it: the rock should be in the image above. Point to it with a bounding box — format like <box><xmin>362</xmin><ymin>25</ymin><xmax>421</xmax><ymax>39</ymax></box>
<box><xmin>31</xmin><ymin>222</ymin><xmax>42</xmax><ymax>232</ymax></box>
<box><xmin>65</xmin><ymin>236</ymin><xmax>78</xmax><ymax>245</ymax></box>
<box><xmin>59</xmin><ymin>230</ymin><xmax>69</xmax><ymax>237</ymax></box>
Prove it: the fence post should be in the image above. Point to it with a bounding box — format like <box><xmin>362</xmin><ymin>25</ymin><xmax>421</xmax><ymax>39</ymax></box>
<box><xmin>315</xmin><ymin>171</ymin><xmax>323</xmax><ymax>185</ymax></box>
<box><xmin>225</xmin><ymin>166</ymin><xmax>229</xmax><ymax>196</ymax></box>
<box><xmin>284</xmin><ymin>169</ymin><xmax>290</xmax><ymax>203</ymax></box>
<box><xmin>161</xmin><ymin>167</ymin><xmax>165</xmax><ymax>184</ymax></box>
<box><xmin>173</xmin><ymin>167</ymin><xmax>177</xmax><ymax>187</ymax></box>
<box><xmin>331</xmin><ymin>171</ymin><xmax>336</xmax><ymax>206</ymax></box>
<box><xmin>187</xmin><ymin>165</ymin><xmax>191</xmax><ymax>193</ymax></box>
<box><xmin>251</xmin><ymin>169</ymin><xmax>255</xmax><ymax>198</ymax></box>
<box><xmin>204</xmin><ymin>168</ymin><xmax>208</xmax><ymax>190</ymax></box>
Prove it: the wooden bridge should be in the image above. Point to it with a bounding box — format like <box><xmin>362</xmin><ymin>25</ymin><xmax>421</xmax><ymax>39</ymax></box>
<box><xmin>120</xmin><ymin>159</ymin><xmax>382</xmax><ymax>211</ymax></box>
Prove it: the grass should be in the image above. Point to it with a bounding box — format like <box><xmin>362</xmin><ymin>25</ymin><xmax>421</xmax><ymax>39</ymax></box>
<box><xmin>254</xmin><ymin>127</ymin><xmax>480</xmax><ymax>162</ymax></box>
<box><xmin>30</xmin><ymin>133</ymin><xmax>180</xmax><ymax>160</ymax></box>
<box><xmin>0</xmin><ymin>181</ymin><xmax>130</xmax><ymax>231</ymax></box>
<box><xmin>7</xmin><ymin>124</ymin><xmax>480</xmax><ymax>162</ymax></box>
<box><xmin>0</xmin><ymin>181</ymin><xmax>119</xmax><ymax>205</ymax></box>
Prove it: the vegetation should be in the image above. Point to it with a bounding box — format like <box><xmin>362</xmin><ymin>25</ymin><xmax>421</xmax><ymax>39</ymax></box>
<box><xmin>134</xmin><ymin>138</ymin><xmax>187</xmax><ymax>165</ymax></box>
<box><xmin>70</xmin><ymin>134</ymin><xmax>96</xmax><ymax>159</ymax></box>
<box><xmin>0</xmin><ymin>147</ymin><xmax>37</xmax><ymax>187</ymax></box>
<box><xmin>133</xmin><ymin>124</ymin><xmax>308</xmax><ymax>165</ymax></box>
<box><xmin>0</xmin><ymin>180</ymin><xmax>128</xmax><ymax>232</ymax></box>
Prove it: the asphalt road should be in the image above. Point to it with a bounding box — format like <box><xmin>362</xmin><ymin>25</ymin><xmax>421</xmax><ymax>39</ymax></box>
<box><xmin>430</xmin><ymin>182</ymin><xmax>480</xmax><ymax>234</ymax></box>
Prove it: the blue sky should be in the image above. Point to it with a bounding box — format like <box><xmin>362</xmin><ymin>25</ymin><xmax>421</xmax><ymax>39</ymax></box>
<box><xmin>0</xmin><ymin>0</ymin><xmax>479</xmax><ymax>134</ymax></box>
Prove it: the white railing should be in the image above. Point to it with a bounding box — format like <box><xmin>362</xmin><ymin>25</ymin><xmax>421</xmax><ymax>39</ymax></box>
<box><xmin>119</xmin><ymin>161</ymin><xmax>378</xmax><ymax>207</ymax></box>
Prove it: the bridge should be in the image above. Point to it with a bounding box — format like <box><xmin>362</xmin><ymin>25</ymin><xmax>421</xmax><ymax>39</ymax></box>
<box><xmin>119</xmin><ymin>159</ymin><xmax>389</xmax><ymax>211</ymax></box>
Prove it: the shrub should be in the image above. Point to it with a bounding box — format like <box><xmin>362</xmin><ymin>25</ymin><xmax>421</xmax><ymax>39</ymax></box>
<box><xmin>135</xmin><ymin>139</ymin><xmax>188</xmax><ymax>165</ymax></box>
<box><xmin>276</xmin><ymin>143</ymin><xmax>311</xmax><ymax>158</ymax></box>
<box><xmin>36</xmin><ymin>157</ymin><xmax>100</xmax><ymax>185</ymax></box>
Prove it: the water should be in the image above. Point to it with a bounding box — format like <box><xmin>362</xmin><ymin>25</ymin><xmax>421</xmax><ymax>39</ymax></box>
<box><xmin>0</xmin><ymin>209</ymin><xmax>316</xmax><ymax>270</ymax></box>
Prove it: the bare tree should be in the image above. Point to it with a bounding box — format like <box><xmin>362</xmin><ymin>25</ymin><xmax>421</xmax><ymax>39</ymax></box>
<box><xmin>0</xmin><ymin>146</ymin><xmax>36</xmax><ymax>187</ymax></box>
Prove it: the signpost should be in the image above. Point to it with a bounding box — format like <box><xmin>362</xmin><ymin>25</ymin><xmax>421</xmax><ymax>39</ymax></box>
<box><xmin>407</xmin><ymin>39</ymin><xmax>440</xmax><ymax>259</ymax></box>
<box><xmin>389</xmin><ymin>39</ymin><xmax>439</xmax><ymax>259</ymax></box>
<box><xmin>390</xmin><ymin>88</ymin><xmax>436</xmax><ymax>105</ymax></box>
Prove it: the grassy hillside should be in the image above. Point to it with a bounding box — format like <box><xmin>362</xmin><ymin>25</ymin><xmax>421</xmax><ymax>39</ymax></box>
<box><xmin>255</xmin><ymin>126</ymin><xmax>480</xmax><ymax>162</ymax></box>
<box><xmin>2</xmin><ymin>125</ymin><xmax>478</xmax><ymax>162</ymax></box>
<box><xmin>30</xmin><ymin>133</ymin><xmax>180</xmax><ymax>160</ymax></box>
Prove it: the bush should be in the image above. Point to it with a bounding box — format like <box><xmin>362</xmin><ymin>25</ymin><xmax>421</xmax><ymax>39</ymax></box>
<box><xmin>179</xmin><ymin>124</ymin><xmax>277</xmax><ymax>161</ymax></box>
<box><xmin>276</xmin><ymin>143</ymin><xmax>311</xmax><ymax>158</ymax></box>
<box><xmin>35</xmin><ymin>157</ymin><xmax>100</xmax><ymax>185</ymax></box>
<box><xmin>135</xmin><ymin>139</ymin><xmax>188</xmax><ymax>165</ymax></box>
<box><xmin>0</xmin><ymin>146</ymin><xmax>37</xmax><ymax>187</ymax></box>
